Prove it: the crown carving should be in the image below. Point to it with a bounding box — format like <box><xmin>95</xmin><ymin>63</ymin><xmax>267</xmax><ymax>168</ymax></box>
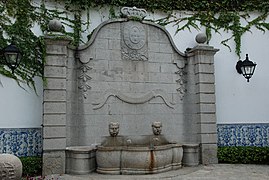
<box><xmin>121</xmin><ymin>7</ymin><xmax>147</xmax><ymax>19</ymax></box>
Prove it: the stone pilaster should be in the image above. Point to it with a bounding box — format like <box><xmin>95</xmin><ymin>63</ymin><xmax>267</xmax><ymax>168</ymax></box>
<box><xmin>186</xmin><ymin>44</ymin><xmax>219</xmax><ymax>164</ymax></box>
<box><xmin>42</xmin><ymin>36</ymin><xmax>71</xmax><ymax>175</ymax></box>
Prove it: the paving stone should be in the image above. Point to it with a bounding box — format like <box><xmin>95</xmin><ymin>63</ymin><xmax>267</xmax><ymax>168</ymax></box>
<box><xmin>57</xmin><ymin>164</ymin><xmax>269</xmax><ymax>180</ymax></box>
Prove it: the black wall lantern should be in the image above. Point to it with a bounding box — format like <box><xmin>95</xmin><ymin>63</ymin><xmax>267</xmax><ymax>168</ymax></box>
<box><xmin>236</xmin><ymin>54</ymin><xmax>257</xmax><ymax>82</ymax></box>
<box><xmin>0</xmin><ymin>43</ymin><xmax>22</xmax><ymax>73</ymax></box>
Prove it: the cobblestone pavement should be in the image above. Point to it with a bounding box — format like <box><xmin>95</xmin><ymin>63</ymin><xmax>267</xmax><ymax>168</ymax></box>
<box><xmin>45</xmin><ymin>164</ymin><xmax>269</xmax><ymax>180</ymax></box>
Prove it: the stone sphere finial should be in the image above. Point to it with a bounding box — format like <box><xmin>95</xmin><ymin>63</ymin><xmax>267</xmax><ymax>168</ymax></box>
<box><xmin>48</xmin><ymin>19</ymin><xmax>63</xmax><ymax>32</ymax></box>
<box><xmin>195</xmin><ymin>33</ymin><xmax>207</xmax><ymax>44</ymax></box>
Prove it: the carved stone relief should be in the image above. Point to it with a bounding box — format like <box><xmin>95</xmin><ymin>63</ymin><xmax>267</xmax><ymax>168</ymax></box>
<box><xmin>121</xmin><ymin>7</ymin><xmax>147</xmax><ymax>19</ymax></box>
<box><xmin>78</xmin><ymin>58</ymin><xmax>92</xmax><ymax>99</ymax></box>
<box><xmin>0</xmin><ymin>162</ymin><xmax>15</xmax><ymax>180</ymax></box>
<box><xmin>121</xmin><ymin>21</ymin><xmax>148</xmax><ymax>61</ymax></box>
<box><xmin>92</xmin><ymin>89</ymin><xmax>174</xmax><ymax>110</ymax></box>
<box><xmin>0</xmin><ymin>154</ymin><xmax>22</xmax><ymax>180</ymax></box>
<box><xmin>175</xmin><ymin>68</ymin><xmax>187</xmax><ymax>100</ymax></box>
<box><xmin>173</xmin><ymin>58</ymin><xmax>187</xmax><ymax>100</ymax></box>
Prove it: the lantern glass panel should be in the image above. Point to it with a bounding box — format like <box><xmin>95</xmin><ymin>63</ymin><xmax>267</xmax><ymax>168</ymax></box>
<box><xmin>242</xmin><ymin>65</ymin><xmax>253</xmax><ymax>75</ymax></box>
<box><xmin>4</xmin><ymin>52</ymin><xmax>18</xmax><ymax>64</ymax></box>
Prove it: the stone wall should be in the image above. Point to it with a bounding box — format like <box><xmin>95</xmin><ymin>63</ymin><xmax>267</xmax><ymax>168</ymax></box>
<box><xmin>43</xmin><ymin>14</ymin><xmax>219</xmax><ymax>174</ymax></box>
<box><xmin>68</xmin><ymin>19</ymin><xmax>188</xmax><ymax>146</ymax></box>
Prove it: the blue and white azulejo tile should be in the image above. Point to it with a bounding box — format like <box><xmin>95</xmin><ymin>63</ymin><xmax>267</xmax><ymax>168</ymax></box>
<box><xmin>1</xmin><ymin>124</ymin><xmax>268</xmax><ymax>156</ymax></box>
<box><xmin>217</xmin><ymin>123</ymin><xmax>269</xmax><ymax>147</ymax></box>
<box><xmin>0</xmin><ymin>128</ymin><xmax>42</xmax><ymax>157</ymax></box>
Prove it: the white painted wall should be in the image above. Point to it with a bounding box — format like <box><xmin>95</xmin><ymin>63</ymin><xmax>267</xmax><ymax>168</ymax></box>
<box><xmin>148</xmin><ymin>12</ymin><xmax>269</xmax><ymax>124</ymax></box>
<box><xmin>0</xmin><ymin>76</ymin><xmax>43</xmax><ymax>128</ymax></box>
<box><xmin>212</xmin><ymin>23</ymin><xmax>269</xmax><ymax>124</ymax></box>
<box><xmin>1</xmin><ymin>5</ymin><xmax>268</xmax><ymax>128</ymax></box>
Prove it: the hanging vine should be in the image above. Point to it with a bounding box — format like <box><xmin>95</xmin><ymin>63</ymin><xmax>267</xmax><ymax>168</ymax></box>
<box><xmin>0</xmin><ymin>0</ymin><xmax>44</xmax><ymax>90</ymax></box>
<box><xmin>0</xmin><ymin>0</ymin><xmax>269</xmax><ymax>88</ymax></box>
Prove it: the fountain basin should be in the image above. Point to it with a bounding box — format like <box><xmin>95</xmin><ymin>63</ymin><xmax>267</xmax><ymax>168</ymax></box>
<box><xmin>66</xmin><ymin>146</ymin><xmax>97</xmax><ymax>175</ymax></box>
<box><xmin>96</xmin><ymin>136</ymin><xmax>183</xmax><ymax>175</ymax></box>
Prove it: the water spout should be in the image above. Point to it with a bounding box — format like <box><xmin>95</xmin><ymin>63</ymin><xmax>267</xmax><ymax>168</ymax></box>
<box><xmin>126</xmin><ymin>139</ymin><xmax>132</xmax><ymax>146</ymax></box>
<box><xmin>153</xmin><ymin>137</ymin><xmax>159</xmax><ymax>143</ymax></box>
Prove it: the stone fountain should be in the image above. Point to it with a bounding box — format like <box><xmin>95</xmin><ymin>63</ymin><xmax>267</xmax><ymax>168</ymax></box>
<box><xmin>96</xmin><ymin>122</ymin><xmax>183</xmax><ymax>174</ymax></box>
<box><xmin>42</xmin><ymin>6</ymin><xmax>219</xmax><ymax>176</ymax></box>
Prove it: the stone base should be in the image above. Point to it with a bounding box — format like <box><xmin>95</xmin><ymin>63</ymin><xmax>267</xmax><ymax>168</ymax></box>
<box><xmin>200</xmin><ymin>144</ymin><xmax>218</xmax><ymax>164</ymax></box>
<box><xmin>42</xmin><ymin>151</ymin><xmax>65</xmax><ymax>176</ymax></box>
<box><xmin>66</xmin><ymin>146</ymin><xmax>97</xmax><ymax>175</ymax></box>
<box><xmin>182</xmin><ymin>144</ymin><xmax>199</xmax><ymax>166</ymax></box>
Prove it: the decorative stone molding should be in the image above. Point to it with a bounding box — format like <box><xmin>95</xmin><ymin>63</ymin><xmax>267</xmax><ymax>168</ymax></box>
<box><xmin>121</xmin><ymin>7</ymin><xmax>147</xmax><ymax>19</ymax></box>
<box><xmin>92</xmin><ymin>89</ymin><xmax>175</xmax><ymax>110</ymax></box>
<box><xmin>77</xmin><ymin>19</ymin><xmax>186</xmax><ymax>58</ymax></box>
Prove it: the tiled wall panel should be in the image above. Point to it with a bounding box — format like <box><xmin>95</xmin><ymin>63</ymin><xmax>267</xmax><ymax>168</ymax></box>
<box><xmin>218</xmin><ymin>124</ymin><xmax>269</xmax><ymax>147</ymax></box>
<box><xmin>1</xmin><ymin>124</ymin><xmax>268</xmax><ymax>157</ymax></box>
<box><xmin>0</xmin><ymin>128</ymin><xmax>42</xmax><ymax>157</ymax></box>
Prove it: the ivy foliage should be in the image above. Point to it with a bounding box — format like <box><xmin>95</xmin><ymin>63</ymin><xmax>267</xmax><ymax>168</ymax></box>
<box><xmin>63</xmin><ymin>0</ymin><xmax>269</xmax><ymax>12</ymax></box>
<box><xmin>0</xmin><ymin>0</ymin><xmax>45</xmax><ymax>90</ymax></box>
<box><xmin>63</xmin><ymin>0</ymin><xmax>269</xmax><ymax>57</ymax></box>
<box><xmin>0</xmin><ymin>0</ymin><xmax>80</xmax><ymax>89</ymax></box>
<box><xmin>0</xmin><ymin>0</ymin><xmax>269</xmax><ymax>88</ymax></box>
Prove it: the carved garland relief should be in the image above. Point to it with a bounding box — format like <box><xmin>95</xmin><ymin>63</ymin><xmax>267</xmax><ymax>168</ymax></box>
<box><xmin>92</xmin><ymin>89</ymin><xmax>175</xmax><ymax>110</ymax></box>
<box><xmin>173</xmin><ymin>58</ymin><xmax>187</xmax><ymax>100</ymax></box>
<box><xmin>78</xmin><ymin>58</ymin><xmax>92</xmax><ymax>99</ymax></box>
<box><xmin>175</xmin><ymin>68</ymin><xmax>187</xmax><ymax>100</ymax></box>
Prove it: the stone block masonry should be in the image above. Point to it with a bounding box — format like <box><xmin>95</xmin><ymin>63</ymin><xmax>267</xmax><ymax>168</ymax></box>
<box><xmin>42</xmin><ymin>35</ymin><xmax>71</xmax><ymax>176</ymax></box>
<box><xmin>186</xmin><ymin>45</ymin><xmax>219</xmax><ymax>164</ymax></box>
